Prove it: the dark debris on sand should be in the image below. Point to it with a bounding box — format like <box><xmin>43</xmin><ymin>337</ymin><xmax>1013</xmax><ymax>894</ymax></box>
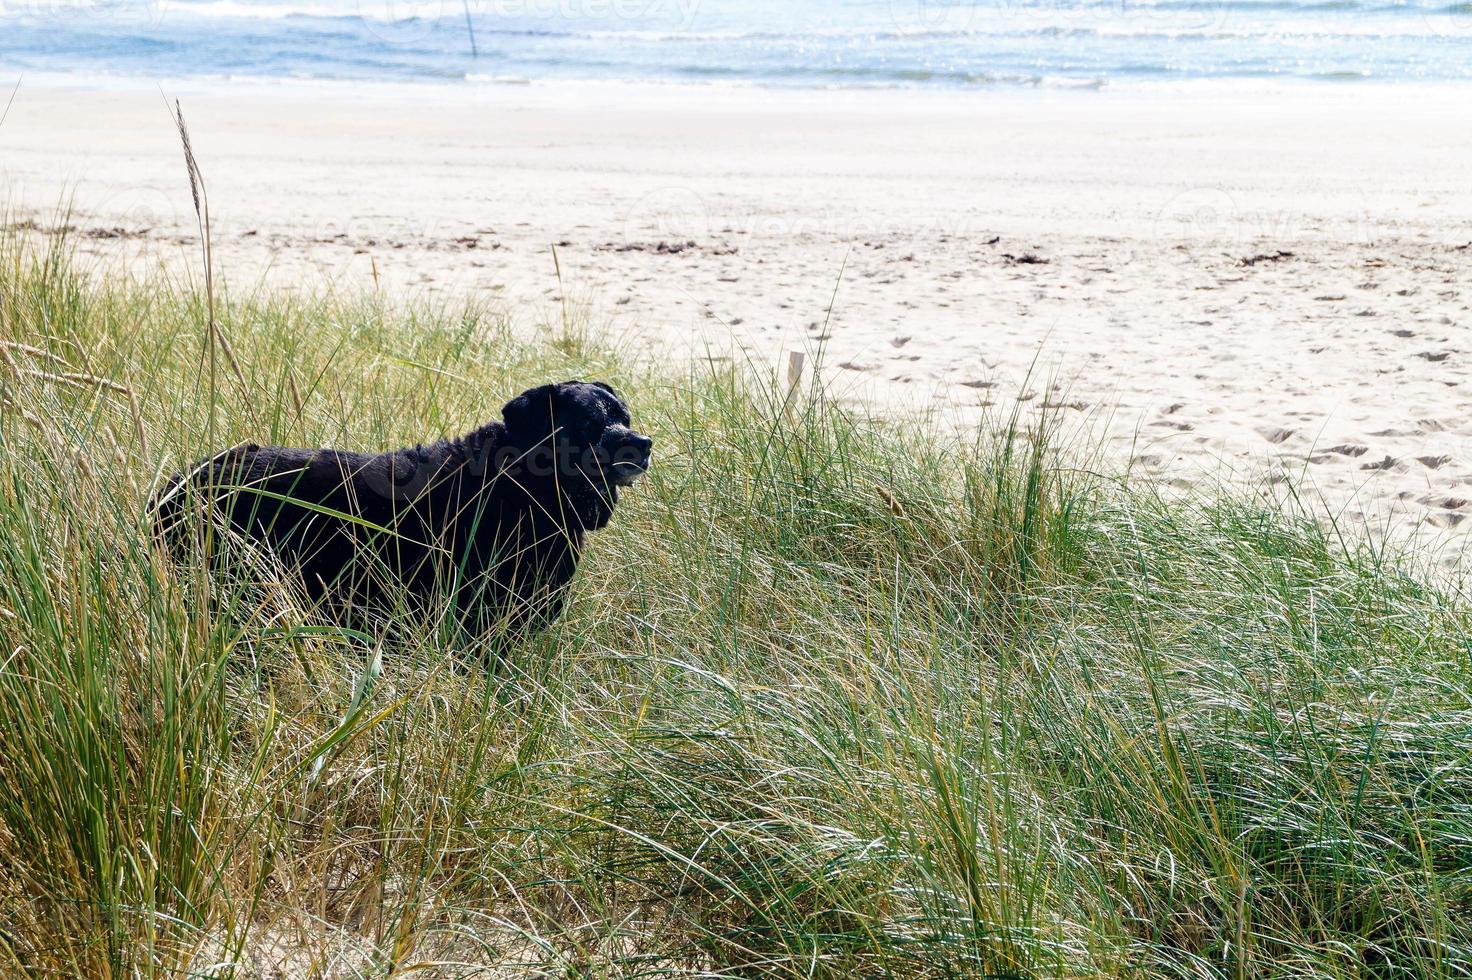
<box><xmin>1237</xmin><ymin>250</ymin><xmax>1295</xmax><ymax>267</ymax></box>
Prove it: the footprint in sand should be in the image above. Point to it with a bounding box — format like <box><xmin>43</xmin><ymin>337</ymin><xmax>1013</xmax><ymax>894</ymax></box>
<box><xmin>1361</xmin><ymin>455</ymin><xmax>1401</xmax><ymax>472</ymax></box>
<box><xmin>1428</xmin><ymin>511</ymin><xmax>1466</xmax><ymax>529</ymax></box>
<box><xmin>1417</xmin><ymin>455</ymin><xmax>1452</xmax><ymax>470</ymax></box>
<box><xmin>1257</xmin><ymin>426</ymin><xmax>1296</xmax><ymax>445</ymax></box>
<box><xmin>1326</xmin><ymin>444</ymin><xmax>1369</xmax><ymax>457</ymax></box>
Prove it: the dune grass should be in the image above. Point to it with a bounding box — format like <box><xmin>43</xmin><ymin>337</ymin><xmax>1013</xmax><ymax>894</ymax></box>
<box><xmin>0</xmin><ymin>224</ymin><xmax>1470</xmax><ymax>978</ymax></box>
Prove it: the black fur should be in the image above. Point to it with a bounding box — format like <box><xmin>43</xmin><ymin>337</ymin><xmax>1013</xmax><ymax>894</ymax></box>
<box><xmin>151</xmin><ymin>380</ymin><xmax>651</xmax><ymax>640</ymax></box>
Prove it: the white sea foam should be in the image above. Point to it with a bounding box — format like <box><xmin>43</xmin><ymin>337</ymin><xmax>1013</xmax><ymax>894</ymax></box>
<box><xmin>1</xmin><ymin>0</ymin><xmax>1469</xmax><ymax>88</ymax></box>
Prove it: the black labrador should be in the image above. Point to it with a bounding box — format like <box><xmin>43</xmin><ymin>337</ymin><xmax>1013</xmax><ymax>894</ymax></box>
<box><xmin>152</xmin><ymin>380</ymin><xmax>651</xmax><ymax>639</ymax></box>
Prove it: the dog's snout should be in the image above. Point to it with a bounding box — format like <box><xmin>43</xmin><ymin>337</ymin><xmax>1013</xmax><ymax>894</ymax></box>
<box><xmin>598</xmin><ymin>426</ymin><xmax>652</xmax><ymax>484</ymax></box>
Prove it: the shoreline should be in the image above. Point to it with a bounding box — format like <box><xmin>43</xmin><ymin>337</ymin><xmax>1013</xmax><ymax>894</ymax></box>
<box><xmin>3</xmin><ymin>76</ymin><xmax>1470</xmax><ymax>563</ymax></box>
<box><xmin>12</xmin><ymin>66</ymin><xmax>1472</xmax><ymax>99</ymax></box>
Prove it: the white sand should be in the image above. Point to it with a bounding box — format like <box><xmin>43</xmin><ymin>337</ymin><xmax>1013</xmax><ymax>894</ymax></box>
<box><xmin>3</xmin><ymin>76</ymin><xmax>1471</xmax><ymax>562</ymax></box>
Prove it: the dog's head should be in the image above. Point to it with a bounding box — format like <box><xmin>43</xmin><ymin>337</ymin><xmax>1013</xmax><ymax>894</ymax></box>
<box><xmin>501</xmin><ymin>380</ymin><xmax>652</xmax><ymax>492</ymax></box>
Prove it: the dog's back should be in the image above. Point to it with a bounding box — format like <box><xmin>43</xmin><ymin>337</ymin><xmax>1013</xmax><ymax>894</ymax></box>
<box><xmin>155</xmin><ymin>442</ymin><xmax>438</xmax><ymax>592</ymax></box>
<box><xmin>151</xmin><ymin>380</ymin><xmax>651</xmax><ymax>643</ymax></box>
<box><xmin>151</xmin><ymin>437</ymin><xmax>573</xmax><ymax>637</ymax></box>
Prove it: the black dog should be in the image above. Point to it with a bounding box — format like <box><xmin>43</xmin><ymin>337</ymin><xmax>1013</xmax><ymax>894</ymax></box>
<box><xmin>152</xmin><ymin>380</ymin><xmax>651</xmax><ymax>639</ymax></box>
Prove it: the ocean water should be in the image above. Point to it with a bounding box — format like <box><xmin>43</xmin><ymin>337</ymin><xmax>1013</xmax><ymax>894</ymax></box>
<box><xmin>1</xmin><ymin>0</ymin><xmax>1470</xmax><ymax>89</ymax></box>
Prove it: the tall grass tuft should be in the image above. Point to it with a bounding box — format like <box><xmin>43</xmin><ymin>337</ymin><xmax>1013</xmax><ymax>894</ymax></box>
<box><xmin>0</xmin><ymin>225</ymin><xmax>1469</xmax><ymax>976</ymax></box>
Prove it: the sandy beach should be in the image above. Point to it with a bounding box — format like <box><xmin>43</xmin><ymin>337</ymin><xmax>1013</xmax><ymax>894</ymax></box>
<box><xmin>3</xmin><ymin>76</ymin><xmax>1470</xmax><ymax>561</ymax></box>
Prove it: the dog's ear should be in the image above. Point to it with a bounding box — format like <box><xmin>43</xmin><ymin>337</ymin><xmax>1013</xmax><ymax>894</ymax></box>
<box><xmin>590</xmin><ymin>380</ymin><xmax>623</xmax><ymax>403</ymax></box>
<box><xmin>501</xmin><ymin>382</ymin><xmax>562</xmax><ymax>441</ymax></box>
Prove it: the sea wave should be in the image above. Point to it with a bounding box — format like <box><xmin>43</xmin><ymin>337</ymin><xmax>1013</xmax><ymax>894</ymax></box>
<box><xmin>2</xmin><ymin>0</ymin><xmax>1469</xmax><ymax>89</ymax></box>
<box><xmin>1</xmin><ymin>0</ymin><xmax>1455</xmax><ymax>23</ymax></box>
